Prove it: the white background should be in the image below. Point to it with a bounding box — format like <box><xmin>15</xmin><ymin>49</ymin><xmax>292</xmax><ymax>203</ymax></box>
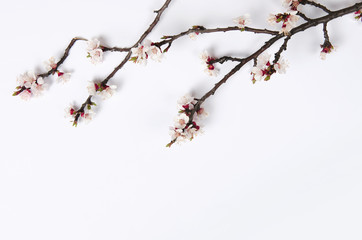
<box><xmin>1</xmin><ymin>0</ymin><xmax>362</xmax><ymax>239</ymax></box>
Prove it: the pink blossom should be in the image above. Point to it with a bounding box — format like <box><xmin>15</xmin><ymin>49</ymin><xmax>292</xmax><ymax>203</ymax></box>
<box><xmin>200</xmin><ymin>50</ymin><xmax>218</xmax><ymax>77</ymax></box>
<box><xmin>86</xmin><ymin>39</ymin><xmax>103</xmax><ymax>64</ymax></box>
<box><xmin>268</xmin><ymin>11</ymin><xmax>299</xmax><ymax>35</ymax></box>
<box><xmin>44</xmin><ymin>57</ymin><xmax>57</xmax><ymax>71</ymax></box>
<box><xmin>233</xmin><ymin>14</ymin><xmax>251</xmax><ymax>29</ymax></box>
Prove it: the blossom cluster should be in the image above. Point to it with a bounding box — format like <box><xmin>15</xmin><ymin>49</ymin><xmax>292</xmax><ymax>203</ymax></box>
<box><xmin>13</xmin><ymin>56</ymin><xmax>72</xmax><ymax>100</ymax></box>
<box><xmin>251</xmin><ymin>52</ymin><xmax>288</xmax><ymax>83</ymax></box>
<box><xmin>130</xmin><ymin>40</ymin><xmax>162</xmax><ymax>65</ymax></box>
<box><xmin>87</xmin><ymin>39</ymin><xmax>103</xmax><ymax>65</ymax></box>
<box><xmin>167</xmin><ymin>95</ymin><xmax>208</xmax><ymax>147</ymax></box>
<box><xmin>233</xmin><ymin>14</ymin><xmax>251</xmax><ymax>30</ymax></box>
<box><xmin>44</xmin><ymin>57</ymin><xmax>71</xmax><ymax>83</ymax></box>
<box><xmin>87</xmin><ymin>81</ymin><xmax>117</xmax><ymax>99</ymax></box>
<box><xmin>65</xmin><ymin>102</ymin><xmax>96</xmax><ymax>127</ymax></box>
<box><xmin>200</xmin><ymin>50</ymin><xmax>219</xmax><ymax>77</ymax></box>
<box><xmin>355</xmin><ymin>10</ymin><xmax>362</xmax><ymax>21</ymax></box>
<box><xmin>268</xmin><ymin>11</ymin><xmax>299</xmax><ymax>35</ymax></box>
<box><xmin>13</xmin><ymin>72</ymin><xmax>46</xmax><ymax>100</ymax></box>
<box><xmin>320</xmin><ymin>41</ymin><xmax>334</xmax><ymax>60</ymax></box>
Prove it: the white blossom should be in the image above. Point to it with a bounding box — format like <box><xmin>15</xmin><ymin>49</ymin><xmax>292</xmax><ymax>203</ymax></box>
<box><xmin>282</xmin><ymin>0</ymin><xmax>303</xmax><ymax>11</ymax></box>
<box><xmin>86</xmin><ymin>39</ymin><xmax>103</xmax><ymax>64</ymax></box>
<box><xmin>87</xmin><ymin>39</ymin><xmax>101</xmax><ymax>52</ymax></box>
<box><xmin>15</xmin><ymin>71</ymin><xmax>47</xmax><ymax>99</ymax></box>
<box><xmin>168</xmin><ymin>94</ymin><xmax>208</xmax><ymax>146</ymax></box>
<box><xmin>188</xmin><ymin>32</ymin><xmax>197</xmax><ymax>40</ymax></box>
<box><xmin>99</xmin><ymin>85</ymin><xmax>117</xmax><ymax>99</ymax></box>
<box><xmin>87</xmin><ymin>82</ymin><xmax>97</xmax><ymax>95</ymax></box>
<box><xmin>30</xmin><ymin>80</ymin><xmax>47</xmax><ymax>97</ymax></box>
<box><xmin>274</xmin><ymin>57</ymin><xmax>289</xmax><ymax>74</ymax></box>
<box><xmin>174</xmin><ymin>113</ymin><xmax>189</xmax><ymax>129</ymax></box>
<box><xmin>251</xmin><ymin>53</ymin><xmax>271</xmax><ymax>82</ymax></box>
<box><xmin>88</xmin><ymin>49</ymin><xmax>103</xmax><ymax>64</ymax></box>
<box><xmin>131</xmin><ymin>44</ymin><xmax>148</xmax><ymax>65</ymax></box>
<box><xmin>281</xmin><ymin>12</ymin><xmax>299</xmax><ymax>35</ymax></box>
<box><xmin>177</xmin><ymin>94</ymin><xmax>196</xmax><ymax>110</ymax></box>
<box><xmin>83</xmin><ymin>109</ymin><xmax>94</xmax><ymax>123</ymax></box>
<box><xmin>204</xmin><ymin>68</ymin><xmax>219</xmax><ymax>77</ymax></box>
<box><xmin>19</xmin><ymin>89</ymin><xmax>32</xmax><ymax>101</ymax></box>
<box><xmin>320</xmin><ymin>43</ymin><xmax>335</xmax><ymax>60</ymax></box>
<box><xmin>44</xmin><ymin>57</ymin><xmax>57</xmax><ymax>71</ymax></box>
<box><xmin>87</xmin><ymin>81</ymin><xmax>117</xmax><ymax>99</ymax></box>
<box><xmin>233</xmin><ymin>14</ymin><xmax>251</xmax><ymax>29</ymax></box>
<box><xmin>268</xmin><ymin>12</ymin><xmax>299</xmax><ymax>34</ymax></box>
<box><xmin>199</xmin><ymin>50</ymin><xmax>209</xmax><ymax>62</ymax></box>
<box><xmin>282</xmin><ymin>0</ymin><xmax>293</xmax><ymax>8</ymax></box>
<box><xmin>17</xmin><ymin>71</ymin><xmax>36</xmax><ymax>87</ymax></box>
<box><xmin>268</xmin><ymin>14</ymin><xmax>277</xmax><ymax>25</ymax></box>
<box><xmin>169</xmin><ymin>127</ymin><xmax>187</xmax><ymax>143</ymax></box>
<box><xmin>131</xmin><ymin>40</ymin><xmax>163</xmax><ymax>64</ymax></box>
<box><xmin>64</xmin><ymin>105</ymin><xmax>76</xmax><ymax>119</ymax></box>
<box><xmin>200</xmin><ymin>50</ymin><xmax>218</xmax><ymax>77</ymax></box>
<box><xmin>57</xmin><ymin>72</ymin><xmax>71</xmax><ymax>83</ymax></box>
<box><xmin>256</xmin><ymin>52</ymin><xmax>271</xmax><ymax>69</ymax></box>
<box><xmin>251</xmin><ymin>67</ymin><xmax>264</xmax><ymax>82</ymax></box>
<box><xmin>194</xmin><ymin>107</ymin><xmax>208</xmax><ymax>121</ymax></box>
<box><xmin>148</xmin><ymin>45</ymin><xmax>163</xmax><ymax>62</ymax></box>
<box><xmin>320</xmin><ymin>52</ymin><xmax>327</xmax><ymax>60</ymax></box>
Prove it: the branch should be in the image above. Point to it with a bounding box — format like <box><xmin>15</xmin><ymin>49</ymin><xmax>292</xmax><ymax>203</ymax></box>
<box><xmin>211</xmin><ymin>56</ymin><xmax>243</xmax><ymax>64</ymax></box>
<box><xmin>297</xmin><ymin>11</ymin><xmax>312</xmax><ymax>21</ymax></box>
<box><xmin>102</xmin><ymin>46</ymin><xmax>131</xmax><ymax>52</ymax></box>
<box><xmin>273</xmin><ymin>35</ymin><xmax>291</xmax><ymax>64</ymax></box>
<box><xmin>301</xmin><ymin>0</ymin><xmax>332</xmax><ymax>14</ymax></box>
<box><xmin>168</xmin><ymin>1</ymin><xmax>362</xmax><ymax>145</ymax></box>
<box><xmin>155</xmin><ymin>26</ymin><xmax>279</xmax><ymax>48</ymax></box>
<box><xmin>323</xmin><ymin>22</ymin><xmax>330</xmax><ymax>42</ymax></box>
<box><xmin>38</xmin><ymin>37</ymin><xmax>86</xmax><ymax>78</ymax></box>
<box><xmin>73</xmin><ymin>0</ymin><xmax>173</xmax><ymax>125</ymax></box>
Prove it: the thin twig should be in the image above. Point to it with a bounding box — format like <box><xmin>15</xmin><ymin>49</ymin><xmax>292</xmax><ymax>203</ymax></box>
<box><xmin>102</xmin><ymin>46</ymin><xmax>131</xmax><ymax>52</ymax></box>
<box><xmin>211</xmin><ymin>56</ymin><xmax>243</xmax><ymax>64</ymax></box>
<box><xmin>102</xmin><ymin>0</ymin><xmax>172</xmax><ymax>85</ymax></box>
<box><xmin>154</xmin><ymin>26</ymin><xmax>279</xmax><ymax>48</ymax></box>
<box><xmin>297</xmin><ymin>11</ymin><xmax>312</xmax><ymax>21</ymax></box>
<box><xmin>323</xmin><ymin>22</ymin><xmax>330</xmax><ymax>42</ymax></box>
<box><xmin>301</xmin><ymin>0</ymin><xmax>332</xmax><ymax>13</ymax></box>
<box><xmin>38</xmin><ymin>37</ymin><xmax>86</xmax><ymax>78</ymax></box>
<box><xmin>273</xmin><ymin>35</ymin><xmax>291</xmax><ymax>64</ymax></box>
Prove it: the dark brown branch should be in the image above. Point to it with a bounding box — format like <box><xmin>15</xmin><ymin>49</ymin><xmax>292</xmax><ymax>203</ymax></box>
<box><xmin>323</xmin><ymin>22</ymin><xmax>330</xmax><ymax>42</ymax></box>
<box><xmin>74</xmin><ymin>0</ymin><xmax>173</xmax><ymax>124</ymax></box>
<box><xmin>102</xmin><ymin>46</ymin><xmax>131</xmax><ymax>52</ymax></box>
<box><xmin>73</xmin><ymin>96</ymin><xmax>93</xmax><ymax>126</ymax></box>
<box><xmin>301</xmin><ymin>0</ymin><xmax>332</xmax><ymax>14</ymax></box>
<box><xmin>297</xmin><ymin>11</ymin><xmax>312</xmax><ymax>21</ymax></box>
<box><xmin>273</xmin><ymin>35</ymin><xmax>291</xmax><ymax>64</ymax></box>
<box><xmin>136</xmin><ymin>0</ymin><xmax>172</xmax><ymax>46</ymax></box>
<box><xmin>184</xmin><ymin>1</ymin><xmax>362</xmax><ymax>131</ymax></box>
<box><xmin>154</xmin><ymin>26</ymin><xmax>279</xmax><ymax>48</ymax></box>
<box><xmin>38</xmin><ymin>37</ymin><xmax>86</xmax><ymax>78</ymax></box>
<box><xmin>210</xmin><ymin>56</ymin><xmax>243</xmax><ymax>64</ymax></box>
<box><xmin>101</xmin><ymin>0</ymin><xmax>172</xmax><ymax>85</ymax></box>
